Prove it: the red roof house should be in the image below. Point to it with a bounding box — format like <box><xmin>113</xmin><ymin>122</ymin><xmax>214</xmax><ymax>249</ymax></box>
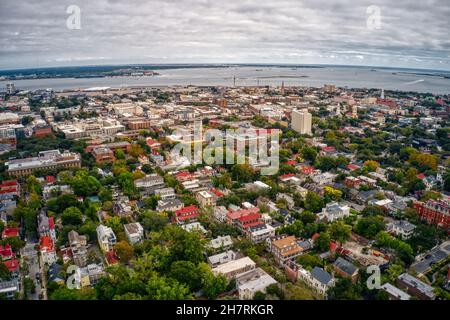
<box><xmin>46</xmin><ymin>176</ymin><xmax>55</xmax><ymax>184</ymax></box>
<box><xmin>210</xmin><ymin>188</ymin><xmax>224</xmax><ymax>198</ymax></box>
<box><xmin>227</xmin><ymin>207</ymin><xmax>260</xmax><ymax>224</ymax></box>
<box><xmin>174</xmin><ymin>205</ymin><xmax>199</xmax><ymax>223</ymax></box>
<box><xmin>2</xmin><ymin>227</ymin><xmax>19</xmax><ymax>239</ymax></box>
<box><xmin>106</xmin><ymin>251</ymin><xmax>119</xmax><ymax>265</ymax></box>
<box><xmin>4</xmin><ymin>258</ymin><xmax>19</xmax><ymax>273</ymax></box>
<box><xmin>285</xmin><ymin>160</ymin><xmax>297</xmax><ymax>166</ymax></box>
<box><xmin>236</xmin><ymin>213</ymin><xmax>263</xmax><ymax>230</ymax></box>
<box><xmin>347</xmin><ymin>164</ymin><xmax>360</xmax><ymax>171</ymax></box>
<box><xmin>0</xmin><ymin>244</ymin><xmax>14</xmax><ymax>260</ymax></box>
<box><xmin>300</xmin><ymin>166</ymin><xmax>315</xmax><ymax>175</ymax></box>
<box><xmin>279</xmin><ymin>173</ymin><xmax>295</xmax><ymax>181</ymax></box>
<box><xmin>146</xmin><ymin>139</ymin><xmax>161</xmax><ymax>150</ymax></box>
<box><xmin>40</xmin><ymin>236</ymin><xmax>54</xmax><ymax>252</ymax></box>
<box><xmin>175</xmin><ymin>171</ymin><xmax>193</xmax><ymax>182</ymax></box>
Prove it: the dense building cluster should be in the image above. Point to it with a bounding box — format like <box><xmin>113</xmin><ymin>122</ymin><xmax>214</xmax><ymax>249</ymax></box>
<box><xmin>0</xmin><ymin>82</ymin><xmax>449</xmax><ymax>301</ymax></box>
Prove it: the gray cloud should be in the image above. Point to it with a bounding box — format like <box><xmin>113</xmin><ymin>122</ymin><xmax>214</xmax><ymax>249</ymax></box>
<box><xmin>0</xmin><ymin>0</ymin><xmax>449</xmax><ymax>70</ymax></box>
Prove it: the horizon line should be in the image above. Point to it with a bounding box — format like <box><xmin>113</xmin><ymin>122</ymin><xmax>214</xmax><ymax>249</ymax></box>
<box><xmin>1</xmin><ymin>62</ymin><xmax>450</xmax><ymax>74</ymax></box>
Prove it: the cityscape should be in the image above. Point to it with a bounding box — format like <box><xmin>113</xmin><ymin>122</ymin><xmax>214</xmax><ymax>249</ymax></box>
<box><xmin>0</xmin><ymin>0</ymin><xmax>449</xmax><ymax>311</ymax></box>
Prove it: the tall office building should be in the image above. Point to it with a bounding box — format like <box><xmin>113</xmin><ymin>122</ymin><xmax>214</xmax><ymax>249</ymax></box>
<box><xmin>291</xmin><ymin>109</ymin><xmax>312</xmax><ymax>135</ymax></box>
<box><xmin>6</xmin><ymin>83</ymin><xmax>15</xmax><ymax>95</ymax></box>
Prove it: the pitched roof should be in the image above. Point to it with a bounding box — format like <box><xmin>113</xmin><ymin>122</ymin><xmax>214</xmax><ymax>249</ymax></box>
<box><xmin>2</xmin><ymin>227</ymin><xmax>19</xmax><ymax>239</ymax></box>
<box><xmin>4</xmin><ymin>258</ymin><xmax>19</xmax><ymax>272</ymax></box>
<box><xmin>175</xmin><ymin>205</ymin><xmax>199</xmax><ymax>215</ymax></box>
<box><xmin>311</xmin><ymin>267</ymin><xmax>333</xmax><ymax>285</ymax></box>
<box><xmin>333</xmin><ymin>257</ymin><xmax>358</xmax><ymax>276</ymax></box>
<box><xmin>40</xmin><ymin>236</ymin><xmax>54</xmax><ymax>251</ymax></box>
<box><xmin>0</xmin><ymin>244</ymin><xmax>14</xmax><ymax>259</ymax></box>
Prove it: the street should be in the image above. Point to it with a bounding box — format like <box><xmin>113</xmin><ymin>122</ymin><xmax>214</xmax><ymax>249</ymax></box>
<box><xmin>21</xmin><ymin>241</ymin><xmax>46</xmax><ymax>300</ymax></box>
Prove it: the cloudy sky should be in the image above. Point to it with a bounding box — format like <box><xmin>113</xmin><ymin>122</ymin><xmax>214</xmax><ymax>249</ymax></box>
<box><xmin>0</xmin><ymin>0</ymin><xmax>449</xmax><ymax>70</ymax></box>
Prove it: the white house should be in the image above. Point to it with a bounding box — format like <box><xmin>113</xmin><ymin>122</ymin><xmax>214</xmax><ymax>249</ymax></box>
<box><xmin>298</xmin><ymin>266</ymin><xmax>335</xmax><ymax>296</ymax></box>
<box><xmin>214</xmin><ymin>206</ymin><xmax>228</xmax><ymax>223</ymax></box>
<box><xmin>236</xmin><ymin>268</ymin><xmax>278</xmax><ymax>300</ymax></box>
<box><xmin>209</xmin><ymin>235</ymin><xmax>233</xmax><ymax>251</ymax></box>
<box><xmin>207</xmin><ymin>250</ymin><xmax>237</xmax><ymax>267</ymax></box>
<box><xmin>96</xmin><ymin>225</ymin><xmax>117</xmax><ymax>252</ymax></box>
<box><xmin>248</xmin><ymin>224</ymin><xmax>276</xmax><ymax>243</ymax></box>
<box><xmin>124</xmin><ymin>222</ymin><xmax>144</xmax><ymax>245</ymax></box>
<box><xmin>386</xmin><ymin>220</ymin><xmax>416</xmax><ymax>240</ymax></box>
<box><xmin>317</xmin><ymin>202</ymin><xmax>350</xmax><ymax>222</ymax></box>
<box><xmin>181</xmin><ymin>222</ymin><xmax>207</xmax><ymax>234</ymax></box>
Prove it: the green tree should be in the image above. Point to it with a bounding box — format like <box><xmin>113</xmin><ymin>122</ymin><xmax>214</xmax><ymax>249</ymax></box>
<box><xmin>296</xmin><ymin>253</ymin><xmax>322</xmax><ymax>270</ymax></box>
<box><xmin>140</xmin><ymin>211</ymin><xmax>169</xmax><ymax>232</ymax></box>
<box><xmin>304</xmin><ymin>192</ymin><xmax>324</xmax><ymax>213</ymax></box>
<box><xmin>61</xmin><ymin>207</ymin><xmax>83</xmax><ymax>226</ymax></box>
<box><xmin>315</xmin><ymin>232</ymin><xmax>331</xmax><ymax>252</ymax></box>
<box><xmin>198</xmin><ymin>262</ymin><xmax>228</xmax><ymax>299</ymax></box>
<box><xmin>355</xmin><ymin>216</ymin><xmax>385</xmax><ymax>239</ymax></box>
<box><xmin>170</xmin><ymin>261</ymin><xmax>202</xmax><ymax>291</ymax></box>
<box><xmin>301</xmin><ymin>147</ymin><xmax>318</xmax><ymax>163</ymax></box>
<box><xmin>328</xmin><ymin>278</ymin><xmax>363</xmax><ymax>300</ymax></box>
<box><xmin>115</xmin><ymin>240</ymin><xmax>134</xmax><ymax>263</ymax></box>
<box><xmin>329</xmin><ymin>221</ymin><xmax>352</xmax><ymax>244</ymax></box>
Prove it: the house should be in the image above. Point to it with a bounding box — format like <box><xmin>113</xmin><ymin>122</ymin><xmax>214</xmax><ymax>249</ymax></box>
<box><xmin>267</xmin><ymin>235</ymin><xmax>303</xmax><ymax>266</ymax></box>
<box><xmin>386</xmin><ymin>220</ymin><xmax>416</xmax><ymax>240</ymax></box>
<box><xmin>40</xmin><ymin>235</ymin><xmax>57</xmax><ymax>265</ymax></box>
<box><xmin>213</xmin><ymin>206</ymin><xmax>228</xmax><ymax>223</ymax></box>
<box><xmin>175</xmin><ymin>170</ymin><xmax>193</xmax><ymax>182</ymax></box>
<box><xmin>146</xmin><ymin>139</ymin><xmax>161</xmax><ymax>150</ymax></box>
<box><xmin>150</xmin><ymin>151</ymin><xmax>164</xmax><ymax>165</ymax></box>
<box><xmin>0</xmin><ymin>180</ymin><xmax>20</xmax><ymax>197</ymax></box>
<box><xmin>333</xmin><ymin>257</ymin><xmax>359</xmax><ymax>283</ymax></box>
<box><xmin>411</xmin><ymin>241</ymin><xmax>450</xmax><ymax>276</ymax></box>
<box><xmin>92</xmin><ymin>146</ymin><xmax>115</xmax><ymax>164</ymax></box>
<box><xmin>0</xmin><ymin>279</ymin><xmax>20</xmax><ymax>299</ymax></box>
<box><xmin>317</xmin><ymin>202</ymin><xmax>350</xmax><ymax>222</ymax></box>
<box><xmin>156</xmin><ymin>198</ymin><xmax>184</xmax><ymax>212</ymax></box>
<box><xmin>154</xmin><ymin>187</ymin><xmax>176</xmax><ymax>200</ymax></box>
<box><xmin>236</xmin><ymin>268</ymin><xmax>278</xmax><ymax>300</ymax></box>
<box><xmin>124</xmin><ymin>222</ymin><xmax>144</xmax><ymax>245</ymax></box>
<box><xmin>396</xmin><ymin>273</ymin><xmax>435</xmax><ymax>300</ymax></box>
<box><xmin>354</xmin><ymin>190</ymin><xmax>378</xmax><ymax>204</ymax></box>
<box><xmin>413</xmin><ymin>200</ymin><xmax>450</xmax><ymax>232</ymax></box>
<box><xmin>134</xmin><ymin>174</ymin><xmax>165</xmax><ymax>193</ymax></box>
<box><xmin>75</xmin><ymin>263</ymin><xmax>106</xmax><ymax>288</ymax></box>
<box><xmin>68</xmin><ymin>230</ymin><xmax>88</xmax><ymax>267</ymax></box>
<box><xmin>196</xmin><ymin>190</ymin><xmax>216</xmax><ymax>208</ymax></box>
<box><xmin>38</xmin><ymin>212</ymin><xmax>56</xmax><ymax>241</ymax></box>
<box><xmin>207</xmin><ymin>250</ymin><xmax>237</xmax><ymax>267</ymax></box>
<box><xmin>209</xmin><ymin>235</ymin><xmax>233</xmax><ymax>251</ymax></box>
<box><xmin>344</xmin><ymin>176</ymin><xmax>362</xmax><ymax>189</ymax></box>
<box><xmin>380</xmin><ymin>283</ymin><xmax>411</xmax><ymax>300</ymax></box>
<box><xmin>180</xmin><ymin>222</ymin><xmax>207</xmax><ymax>234</ymax></box>
<box><xmin>113</xmin><ymin>197</ymin><xmax>133</xmax><ymax>217</ymax></box>
<box><xmin>2</xmin><ymin>227</ymin><xmax>19</xmax><ymax>239</ymax></box>
<box><xmin>96</xmin><ymin>225</ymin><xmax>117</xmax><ymax>253</ymax></box>
<box><xmin>244</xmin><ymin>181</ymin><xmax>271</xmax><ymax>191</ymax></box>
<box><xmin>0</xmin><ymin>243</ymin><xmax>14</xmax><ymax>261</ymax></box>
<box><xmin>236</xmin><ymin>212</ymin><xmax>264</xmax><ymax>232</ymax></box>
<box><xmin>212</xmin><ymin>256</ymin><xmax>256</xmax><ymax>280</ymax></box>
<box><xmin>227</xmin><ymin>207</ymin><xmax>260</xmax><ymax>225</ymax></box>
<box><xmin>248</xmin><ymin>224</ymin><xmax>275</xmax><ymax>243</ymax></box>
<box><xmin>48</xmin><ymin>263</ymin><xmax>65</xmax><ymax>285</ymax></box>
<box><xmin>42</xmin><ymin>184</ymin><xmax>72</xmax><ymax>200</ymax></box>
<box><xmin>276</xmin><ymin>193</ymin><xmax>295</xmax><ymax>210</ymax></box>
<box><xmin>312</xmin><ymin>172</ymin><xmax>337</xmax><ymax>185</ymax></box>
<box><xmin>174</xmin><ymin>205</ymin><xmax>199</xmax><ymax>224</ymax></box>
<box><xmin>298</xmin><ymin>266</ymin><xmax>335</xmax><ymax>296</ymax></box>
<box><xmin>358</xmin><ymin>175</ymin><xmax>377</xmax><ymax>187</ymax></box>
